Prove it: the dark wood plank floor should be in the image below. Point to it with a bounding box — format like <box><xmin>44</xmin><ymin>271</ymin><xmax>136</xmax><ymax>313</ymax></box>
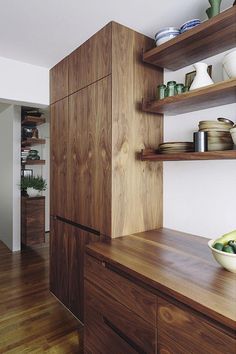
<box><xmin>0</xmin><ymin>239</ymin><xmax>83</xmax><ymax>353</ymax></box>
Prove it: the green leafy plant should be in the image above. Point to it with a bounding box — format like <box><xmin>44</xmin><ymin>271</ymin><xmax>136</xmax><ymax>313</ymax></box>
<box><xmin>20</xmin><ymin>176</ymin><xmax>47</xmax><ymax>192</ymax></box>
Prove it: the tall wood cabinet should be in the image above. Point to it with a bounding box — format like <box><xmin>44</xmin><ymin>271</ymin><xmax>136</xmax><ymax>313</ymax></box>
<box><xmin>50</xmin><ymin>21</ymin><xmax>163</xmax><ymax>321</ymax></box>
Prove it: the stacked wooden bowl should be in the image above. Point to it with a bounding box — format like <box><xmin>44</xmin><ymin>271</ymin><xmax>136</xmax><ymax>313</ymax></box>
<box><xmin>198</xmin><ymin>120</ymin><xmax>233</xmax><ymax>151</ymax></box>
<box><xmin>158</xmin><ymin>142</ymin><xmax>194</xmax><ymax>154</ymax></box>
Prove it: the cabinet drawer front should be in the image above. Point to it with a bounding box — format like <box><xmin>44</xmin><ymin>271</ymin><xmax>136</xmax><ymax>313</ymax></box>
<box><xmin>158</xmin><ymin>298</ymin><xmax>236</xmax><ymax>354</ymax></box>
<box><xmin>85</xmin><ymin>254</ymin><xmax>156</xmax><ymax>326</ymax></box>
<box><xmin>85</xmin><ymin>280</ymin><xmax>156</xmax><ymax>354</ymax></box>
<box><xmin>85</xmin><ymin>304</ymin><xmax>137</xmax><ymax>354</ymax></box>
<box><xmin>68</xmin><ymin>23</ymin><xmax>112</xmax><ymax>94</ymax></box>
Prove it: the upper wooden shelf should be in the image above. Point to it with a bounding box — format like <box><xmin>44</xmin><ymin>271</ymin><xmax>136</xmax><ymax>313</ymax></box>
<box><xmin>21</xmin><ymin>138</ymin><xmax>46</xmax><ymax>147</ymax></box>
<box><xmin>143</xmin><ymin>7</ymin><xmax>236</xmax><ymax>70</ymax></box>
<box><xmin>140</xmin><ymin>149</ymin><xmax>236</xmax><ymax>162</ymax></box>
<box><xmin>21</xmin><ymin>116</ymin><xmax>46</xmax><ymax>126</ymax></box>
<box><xmin>142</xmin><ymin>79</ymin><xmax>236</xmax><ymax>115</ymax></box>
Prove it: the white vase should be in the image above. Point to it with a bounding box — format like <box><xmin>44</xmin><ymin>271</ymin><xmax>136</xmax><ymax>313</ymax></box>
<box><xmin>27</xmin><ymin>187</ymin><xmax>40</xmax><ymax>198</ymax></box>
<box><xmin>190</xmin><ymin>62</ymin><xmax>214</xmax><ymax>91</ymax></box>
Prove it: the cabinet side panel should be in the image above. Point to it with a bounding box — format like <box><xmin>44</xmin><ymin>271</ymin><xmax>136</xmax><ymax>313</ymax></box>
<box><xmin>50</xmin><ymin>218</ymin><xmax>69</xmax><ymax>307</ymax></box>
<box><xmin>68</xmin><ymin>77</ymin><xmax>111</xmax><ymax>235</ymax></box>
<box><xmin>50</xmin><ymin>57</ymin><xmax>68</xmax><ymax>104</ymax></box>
<box><xmin>111</xmin><ymin>22</ymin><xmax>163</xmax><ymax>238</ymax></box>
<box><xmin>50</xmin><ymin>98</ymin><xmax>69</xmax><ymax>219</ymax></box>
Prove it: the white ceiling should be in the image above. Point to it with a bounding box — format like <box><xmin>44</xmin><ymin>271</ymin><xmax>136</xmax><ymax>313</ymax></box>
<box><xmin>0</xmin><ymin>0</ymin><xmax>233</xmax><ymax>69</ymax></box>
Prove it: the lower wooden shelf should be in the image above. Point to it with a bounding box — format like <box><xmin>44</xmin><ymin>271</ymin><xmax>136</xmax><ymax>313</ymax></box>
<box><xmin>140</xmin><ymin>149</ymin><xmax>236</xmax><ymax>161</ymax></box>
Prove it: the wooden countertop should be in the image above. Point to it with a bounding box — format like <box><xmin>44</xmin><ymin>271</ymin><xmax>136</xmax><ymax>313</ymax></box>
<box><xmin>86</xmin><ymin>228</ymin><xmax>236</xmax><ymax>331</ymax></box>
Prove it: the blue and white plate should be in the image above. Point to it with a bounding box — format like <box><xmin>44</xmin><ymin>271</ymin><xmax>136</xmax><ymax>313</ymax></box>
<box><xmin>180</xmin><ymin>19</ymin><xmax>201</xmax><ymax>33</ymax></box>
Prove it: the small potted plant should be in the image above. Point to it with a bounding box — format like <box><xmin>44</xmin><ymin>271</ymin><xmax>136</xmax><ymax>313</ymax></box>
<box><xmin>21</xmin><ymin>176</ymin><xmax>47</xmax><ymax>197</ymax></box>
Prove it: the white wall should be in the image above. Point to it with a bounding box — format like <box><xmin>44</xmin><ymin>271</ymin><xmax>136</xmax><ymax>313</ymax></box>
<box><xmin>0</xmin><ymin>104</ymin><xmax>21</xmax><ymax>251</ymax></box>
<box><xmin>163</xmin><ymin>50</ymin><xmax>236</xmax><ymax>239</ymax></box>
<box><xmin>0</xmin><ymin>56</ymin><xmax>49</xmax><ymax>107</ymax></box>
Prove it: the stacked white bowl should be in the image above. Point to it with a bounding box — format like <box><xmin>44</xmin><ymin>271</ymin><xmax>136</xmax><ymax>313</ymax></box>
<box><xmin>155</xmin><ymin>27</ymin><xmax>180</xmax><ymax>46</ymax></box>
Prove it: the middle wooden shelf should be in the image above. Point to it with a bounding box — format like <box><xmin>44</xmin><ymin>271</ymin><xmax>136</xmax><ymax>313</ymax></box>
<box><xmin>21</xmin><ymin>138</ymin><xmax>46</xmax><ymax>147</ymax></box>
<box><xmin>142</xmin><ymin>79</ymin><xmax>236</xmax><ymax>115</ymax></box>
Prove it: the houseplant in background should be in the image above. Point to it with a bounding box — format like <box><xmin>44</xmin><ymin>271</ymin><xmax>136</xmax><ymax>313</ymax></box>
<box><xmin>21</xmin><ymin>176</ymin><xmax>47</xmax><ymax>197</ymax></box>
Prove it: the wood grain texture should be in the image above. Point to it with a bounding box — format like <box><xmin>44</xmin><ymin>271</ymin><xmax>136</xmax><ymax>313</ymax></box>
<box><xmin>21</xmin><ymin>197</ymin><xmax>45</xmax><ymax>246</ymax></box>
<box><xmin>111</xmin><ymin>22</ymin><xmax>163</xmax><ymax>238</ymax></box>
<box><xmin>50</xmin><ymin>218</ymin><xmax>100</xmax><ymax>322</ymax></box>
<box><xmin>68</xmin><ymin>23</ymin><xmax>112</xmax><ymax>95</ymax></box>
<box><xmin>68</xmin><ymin>76</ymin><xmax>111</xmax><ymax>235</ymax></box>
<box><xmin>158</xmin><ymin>332</ymin><xmax>194</xmax><ymax>354</ymax></box>
<box><xmin>86</xmin><ymin>228</ymin><xmax>236</xmax><ymax>332</ymax></box>
<box><xmin>0</xmin><ymin>240</ymin><xmax>82</xmax><ymax>353</ymax></box>
<box><xmin>140</xmin><ymin>148</ymin><xmax>236</xmax><ymax>161</ymax></box>
<box><xmin>85</xmin><ymin>279</ymin><xmax>156</xmax><ymax>353</ymax></box>
<box><xmin>85</xmin><ymin>254</ymin><xmax>156</xmax><ymax>326</ymax></box>
<box><xmin>158</xmin><ymin>297</ymin><xmax>236</xmax><ymax>354</ymax></box>
<box><xmin>50</xmin><ymin>56</ymin><xmax>68</xmax><ymax>104</ymax></box>
<box><xmin>84</xmin><ymin>302</ymin><xmax>136</xmax><ymax>354</ymax></box>
<box><xmin>142</xmin><ymin>79</ymin><xmax>236</xmax><ymax>115</ymax></box>
<box><xmin>50</xmin><ymin>97</ymin><xmax>69</xmax><ymax>219</ymax></box>
<box><xmin>143</xmin><ymin>7</ymin><xmax>236</xmax><ymax>70</ymax></box>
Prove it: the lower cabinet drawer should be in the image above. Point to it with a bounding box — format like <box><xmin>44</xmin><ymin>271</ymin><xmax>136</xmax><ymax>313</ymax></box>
<box><xmin>85</xmin><ymin>280</ymin><xmax>156</xmax><ymax>354</ymax></box>
<box><xmin>85</xmin><ymin>254</ymin><xmax>156</xmax><ymax>326</ymax></box>
<box><xmin>158</xmin><ymin>298</ymin><xmax>236</xmax><ymax>354</ymax></box>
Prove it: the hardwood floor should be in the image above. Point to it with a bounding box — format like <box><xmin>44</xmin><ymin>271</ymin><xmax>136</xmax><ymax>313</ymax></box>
<box><xmin>0</xmin><ymin>239</ymin><xmax>83</xmax><ymax>353</ymax></box>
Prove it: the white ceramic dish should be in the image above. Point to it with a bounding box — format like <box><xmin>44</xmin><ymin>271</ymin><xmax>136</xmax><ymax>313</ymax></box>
<box><xmin>222</xmin><ymin>49</ymin><xmax>236</xmax><ymax>79</ymax></box>
<box><xmin>156</xmin><ymin>34</ymin><xmax>179</xmax><ymax>46</ymax></box>
<box><xmin>155</xmin><ymin>27</ymin><xmax>179</xmax><ymax>38</ymax></box>
<box><xmin>230</xmin><ymin>127</ymin><xmax>236</xmax><ymax>145</ymax></box>
<box><xmin>208</xmin><ymin>240</ymin><xmax>236</xmax><ymax>273</ymax></box>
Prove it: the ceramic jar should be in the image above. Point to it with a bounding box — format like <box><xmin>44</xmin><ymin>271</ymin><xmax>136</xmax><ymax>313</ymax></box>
<box><xmin>190</xmin><ymin>63</ymin><xmax>214</xmax><ymax>91</ymax></box>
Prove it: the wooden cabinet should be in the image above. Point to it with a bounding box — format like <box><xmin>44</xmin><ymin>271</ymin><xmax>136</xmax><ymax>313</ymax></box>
<box><xmin>50</xmin><ymin>98</ymin><xmax>69</xmax><ymax>219</ymax></box>
<box><xmin>68</xmin><ymin>23</ymin><xmax>112</xmax><ymax>95</ymax></box>
<box><xmin>50</xmin><ymin>21</ymin><xmax>163</xmax><ymax>238</ymax></box>
<box><xmin>50</xmin><ymin>218</ymin><xmax>99</xmax><ymax>321</ymax></box>
<box><xmin>21</xmin><ymin>197</ymin><xmax>45</xmax><ymax>246</ymax></box>
<box><xmin>50</xmin><ymin>57</ymin><xmax>68</xmax><ymax>104</ymax></box>
<box><xmin>68</xmin><ymin>76</ymin><xmax>111</xmax><ymax>234</ymax></box>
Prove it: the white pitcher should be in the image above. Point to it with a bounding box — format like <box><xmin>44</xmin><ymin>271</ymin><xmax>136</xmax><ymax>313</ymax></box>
<box><xmin>190</xmin><ymin>62</ymin><xmax>214</xmax><ymax>91</ymax></box>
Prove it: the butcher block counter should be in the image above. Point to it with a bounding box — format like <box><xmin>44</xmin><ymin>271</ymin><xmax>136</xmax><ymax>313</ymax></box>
<box><xmin>84</xmin><ymin>228</ymin><xmax>236</xmax><ymax>354</ymax></box>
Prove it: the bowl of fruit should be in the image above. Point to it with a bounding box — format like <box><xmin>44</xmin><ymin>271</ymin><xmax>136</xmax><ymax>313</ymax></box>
<box><xmin>208</xmin><ymin>230</ymin><xmax>236</xmax><ymax>273</ymax></box>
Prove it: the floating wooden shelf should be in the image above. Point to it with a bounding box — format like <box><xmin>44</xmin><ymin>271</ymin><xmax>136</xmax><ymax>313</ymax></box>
<box><xmin>142</xmin><ymin>79</ymin><xmax>236</xmax><ymax>115</ymax></box>
<box><xmin>143</xmin><ymin>7</ymin><xmax>236</xmax><ymax>70</ymax></box>
<box><xmin>21</xmin><ymin>138</ymin><xmax>46</xmax><ymax>147</ymax></box>
<box><xmin>22</xmin><ymin>160</ymin><xmax>46</xmax><ymax>165</ymax></box>
<box><xmin>21</xmin><ymin>116</ymin><xmax>46</xmax><ymax>126</ymax></box>
<box><xmin>140</xmin><ymin>149</ymin><xmax>236</xmax><ymax>161</ymax></box>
